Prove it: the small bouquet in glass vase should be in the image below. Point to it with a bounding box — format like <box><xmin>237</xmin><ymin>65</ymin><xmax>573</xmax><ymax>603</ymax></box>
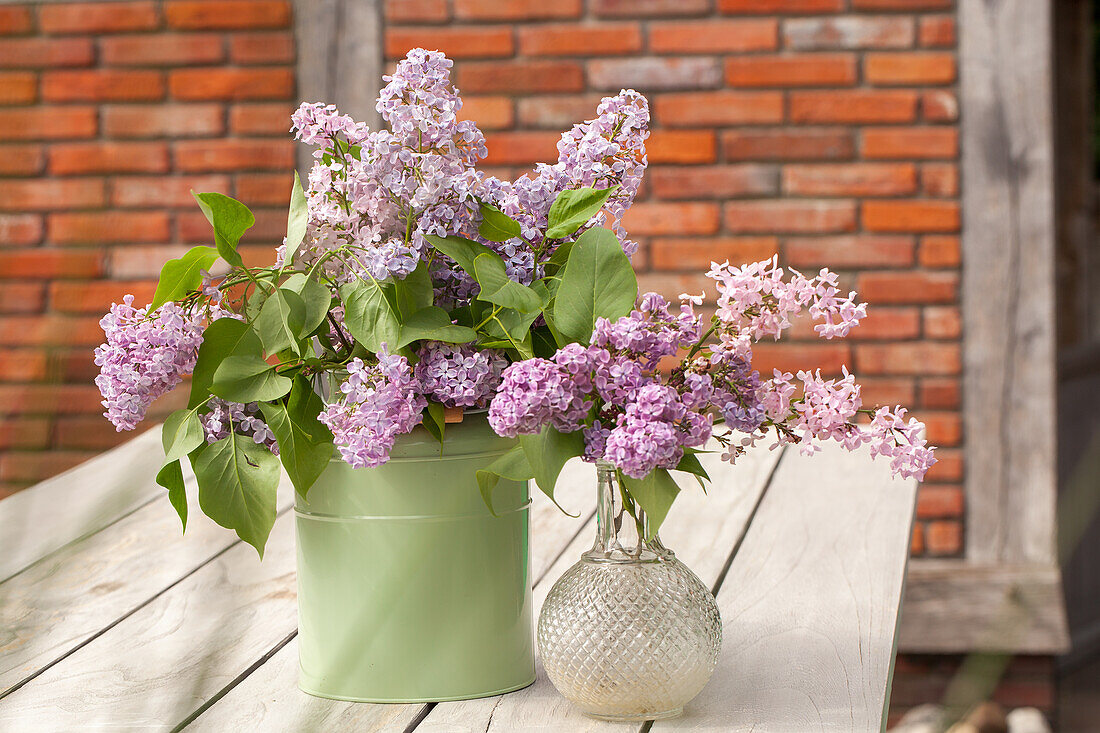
<box><xmin>92</xmin><ymin>49</ymin><xmax>934</xmax><ymax>712</ymax></box>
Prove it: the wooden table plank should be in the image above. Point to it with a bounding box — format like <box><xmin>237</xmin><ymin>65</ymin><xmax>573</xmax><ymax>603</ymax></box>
<box><xmin>0</xmin><ymin>427</ymin><xmax>164</xmax><ymax>584</ymax></box>
<box><xmin>184</xmin><ymin>459</ymin><xmax>596</xmax><ymax>732</ymax></box>
<box><xmin>0</xmin><ymin>467</ymin><xmax>294</xmax><ymax>698</ymax></box>
<box><xmin>657</xmin><ymin>443</ymin><xmax>917</xmax><ymax>732</ymax></box>
<box><xmin>416</xmin><ymin>445</ymin><xmax>783</xmax><ymax>733</ymax></box>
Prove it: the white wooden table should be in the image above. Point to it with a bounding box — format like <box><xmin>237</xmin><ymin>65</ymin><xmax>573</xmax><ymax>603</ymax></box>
<box><xmin>0</xmin><ymin>427</ymin><xmax>917</xmax><ymax>732</ymax></box>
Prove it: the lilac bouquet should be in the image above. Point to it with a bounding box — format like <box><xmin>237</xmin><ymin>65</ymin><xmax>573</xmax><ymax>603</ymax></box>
<box><xmin>94</xmin><ymin>49</ymin><xmax>932</xmax><ymax>555</ymax></box>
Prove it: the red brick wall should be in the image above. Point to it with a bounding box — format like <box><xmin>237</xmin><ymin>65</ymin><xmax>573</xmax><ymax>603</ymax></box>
<box><xmin>383</xmin><ymin>0</ymin><xmax>962</xmax><ymax>558</ymax></box>
<box><xmin>0</xmin><ymin>1</ymin><xmax>296</xmax><ymax>496</ymax></box>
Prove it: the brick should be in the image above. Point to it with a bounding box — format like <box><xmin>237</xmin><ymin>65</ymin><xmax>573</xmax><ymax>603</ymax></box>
<box><xmin>594</xmin><ymin>0</ymin><xmax>710</xmax><ymax>17</ymax></box>
<box><xmin>720</xmin><ymin>0</ymin><xmax>844</xmax><ymax>11</ymax></box>
<box><xmin>385</xmin><ymin>0</ymin><xmax>449</xmax><ymax>22</ymax></box>
<box><xmin>650</xmin><ymin>165</ymin><xmax>778</xmax><ymax>200</ymax></box>
<box><xmin>0</xmin><ymin>416</ymin><xmax>50</xmax><ymax>448</ymax></box>
<box><xmin>0</xmin><ymin>382</ymin><xmax>106</xmax><ymax>412</ymax></box>
<box><xmin>863</xmin><ymin>127</ymin><xmax>958</xmax><ymax>159</ymax></box>
<box><xmin>0</xmin><ymin>178</ymin><xmax>106</xmax><ymax>210</ymax></box>
<box><xmin>656</xmin><ymin>91</ymin><xmax>783</xmax><ymax>126</ymax></box>
<box><xmin>48</xmin><ymin>211</ymin><xmax>170</xmax><ymax>244</ymax></box>
<box><xmin>646</xmin><ymin>131</ymin><xmax>717</xmax><ymax>164</ymax></box>
<box><xmin>40</xmin><ymin>2</ymin><xmax>159</xmax><ymax>34</ymax></box>
<box><xmin>784</xmin><ymin>235</ymin><xmax>915</xmax><ymax>268</ymax></box>
<box><xmin>481</xmin><ymin>131</ymin><xmax>558</xmax><ymax>165</ymax></box>
<box><xmin>858</xmin><ymin>377</ymin><xmax>916</xmax><ymax>407</ymax></box>
<box><xmin>725</xmin><ymin>54</ymin><xmax>856</xmax><ymax>87</ymax></box>
<box><xmin>925</xmin><ymin>520</ymin><xmax>962</xmax><ymax>555</ymax></box>
<box><xmin>792</xmin><ymin>306</ymin><xmax>920</xmax><ymax>341</ymax></box>
<box><xmin>924</xmin><ymin>305</ymin><xmax>961</xmax><ymax>339</ymax></box>
<box><xmin>229</xmin><ymin>32</ymin><xmax>295</xmax><ymax>64</ymax></box>
<box><xmin>725</xmin><ymin>200</ymin><xmax>856</xmax><ymax>234</ymax></box>
<box><xmin>387</xmin><ymin>27</ymin><xmax>513</xmax><ymax>59</ymax></box>
<box><xmin>174</xmin><ymin>139</ymin><xmax>295</xmax><ymax>171</ymax></box>
<box><xmin>49</xmin><ymin>142</ymin><xmax>169</xmax><ymax>175</ymax></box>
<box><xmin>752</xmin><ymin>342</ymin><xmax>852</xmax><ymax>376</ymax></box>
<box><xmin>0</xmin><ymin>72</ymin><xmax>36</xmax><ymax>104</ymax></box>
<box><xmin>864</xmin><ymin>200</ymin><xmax>959</xmax><ymax>232</ymax></box>
<box><xmin>918</xmin><ymin>235</ymin><xmax>959</xmax><ymax>267</ymax></box>
<box><xmin>454</xmin><ymin>0</ymin><xmax>580</xmax><ymax>20</ymax></box>
<box><xmin>856</xmin><ymin>343</ymin><xmax>960</xmax><ymax>375</ymax></box>
<box><xmin>0</xmin><ymin>6</ymin><xmax>31</xmax><ymax>35</ymax></box>
<box><xmin>112</xmin><ymin>174</ymin><xmax>230</xmax><ymax>207</ymax></box>
<box><xmin>50</xmin><ymin>280</ymin><xmax>157</xmax><ymax>313</ymax></box>
<box><xmin>104</xmin><ymin>103</ymin><xmax>223</xmax><ymax>138</ymax></box>
<box><xmin>43</xmin><ymin>70</ymin><xmax>164</xmax><ymax>102</ymax></box>
<box><xmin>454</xmin><ymin>96</ymin><xmax>512</xmax><ymax>131</ymax></box>
<box><xmin>784</xmin><ymin>163</ymin><xmax>916</xmax><ymax>196</ymax></box>
<box><xmin>166</xmin><ymin>1</ymin><xmax>290</xmax><ymax>29</ymax></box>
<box><xmin>518</xmin><ymin>24</ymin><xmax>642</xmax><ymax>57</ymax></box>
<box><xmin>650</xmin><ymin>20</ymin><xmax>777</xmax><ymax>53</ymax></box>
<box><xmin>170</xmin><ymin>68</ymin><xmax>294</xmax><ymax>101</ymax></box>
<box><xmin>866</xmin><ymin>52</ymin><xmax>956</xmax><ymax>85</ymax></box>
<box><xmin>922</xmin><ymin>412</ymin><xmax>962</xmax><ymax>446</ymax></box>
<box><xmin>910</xmin><ymin>523</ymin><xmax>924</xmax><ymax>555</ymax></box>
<box><xmin>853</xmin><ymin>0</ymin><xmax>952</xmax><ymax>8</ymax></box>
<box><xmin>0</xmin><ymin>38</ymin><xmax>94</xmax><ymax>68</ymax></box>
<box><xmin>0</xmin><ymin>214</ymin><xmax>43</xmax><ymax>245</ymax></box>
<box><xmin>106</xmin><ymin>243</ymin><xmax>188</xmax><ymax>278</ymax></box>
<box><xmin>516</xmin><ymin>95</ymin><xmax>601</xmax><ymax>128</ymax></box>
<box><xmin>919</xmin><ymin>15</ymin><xmax>956</xmax><ymax>47</ymax></box>
<box><xmin>0</xmin><ymin>144</ymin><xmax>44</xmax><ymax>175</ymax></box>
<box><xmin>858</xmin><ymin>271</ymin><xmax>957</xmax><ymax>304</ymax></box>
<box><xmin>0</xmin><ymin>284</ymin><xmax>45</xmax><ymax>315</ymax></box>
<box><xmin>920</xmin><ymin>377</ymin><xmax>959</xmax><ymax>409</ymax></box>
<box><xmin>54</xmin><ymin>415</ymin><xmax>145</xmax><ymax>450</ymax></box>
<box><xmin>0</xmin><ymin>317</ymin><xmax>103</xmax><ymax>349</ymax></box>
<box><xmin>589</xmin><ymin>58</ymin><xmax>722</xmax><ymax>91</ymax></box>
<box><xmin>622</xmin><ymin>202</ymin><xmax>720</xmax><ymax>236</ymax></box>
<box><xmin>0</xmin><ymin>450</ymin><xmax>99</xmax><ymax>482</ymax></box>
<box><xmin>103</xmin><ymin>34</ymin><xmax>226</xmax><ymax>67</ymax></box>
<box><xmin>235</xmin><ymin>173</ymin><xmax>293</xmax><ymax>207</ymax></box>
<box><xmin>921</xmin><ymin>163</ymin><xmax>958</xmax><ymax>197</ymax></box>
<box><xmin>921</xmin><ymin>90</ymin><xmax>957</xmax><ymax>121</ymax></box>
<box><xmin>917</xmin><ymin>483</ymin><xmax>963</xmax><ymax>519</ymax></box>
<box><xmin>49</xmin><ymin>348</ymin><xmax>100</xmax><ymax>382</ymax></box>
<box><xmin>0</xmin><ymin>107</ymin><xmax>98</xmax><ymax>141</ymax></box>
<box><xmin>229</xmin><ymin>103</ymin><xmax>295</xmax><ymax>135</ymax></box>
<box><xmin>458</xmin><ymin>61</ymin><xmax>583</xmax><ymax>94</ymax></box>
<box><xmin>790</xmin><ymin>90</ymin><xmax>917</xmax><ymax>123</ymax></box>
<box><xmin>784</xmin><ymin>16</ymin><xmax>915</xmax><ymax>50</ymax></box>
<box><xmin>635</xmin><ymin>272</ymin><xmax>713</xmax><ymax>301</ymax></box>
<box><xmin>722</xmin><ymin>129</ymin><xmax>854</xmax><ymax>161</ymax></box>
<box><xmin>650</xmin><ymin>237</ymin><xmax>778</xmax><ymax>271</ymax></box>
<box><xmin>0</xmin><ymin>250</ymin><xmax>104</xmax><ymax>279</ymax></box>
<box><xmin>179</xmin><ymin>206</ymin><xmax>285</xmax><ymax>242</ymax></box>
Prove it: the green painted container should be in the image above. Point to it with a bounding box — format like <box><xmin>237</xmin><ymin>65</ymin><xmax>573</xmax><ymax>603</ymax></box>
<box><xmin>295</xmin><ymin>414</ymin><xmax>535</xmax><ymax>702</ymax></box>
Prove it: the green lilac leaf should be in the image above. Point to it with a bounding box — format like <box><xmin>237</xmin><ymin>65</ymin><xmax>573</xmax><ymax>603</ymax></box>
<box><xmin>476</xmin><ymin>443</ymin><xmax>533</xmax><ymax>515</ymax></box>
<box><xmin>622</xmin><ymin>468</ymin><xmax>681</xmax><ymax>539</ymax></box>
<box><xmin>393</xmin><ymin>260</ymin><xmax>433</xmax><ymax>318</ymax></box>
<box><xmin>282</xmin><ymin>273</ymin><xmax>331</xmax><ymax>335</ymax></box>
<box><xmin>477</xmin><ymin>202</ymin><xmax>522</xmax><ymax>242</ymax></box>
<box><xmin>161</xmin><ymin>407</ymin><xmax>205</xmax><ymax>464</ymax></box>
<box><xmin>545</xmin><ymin>185</ymin><xmax>618</xmax><ymax>239</ymax></box>
<box><xmin>258</xmin><ymin>378</ymin><xmax>333</xmax><ymax>497</ymax></box>
<box><xmin>149</xmin><ymin>245</ymin><xmax>219</xmax><ymax>311</ymax></box>
<box><xmin>254</xmin><ymin>287</ymin><xmax>307</xmax><ymax>355</ymax></box>
<box><xmin>155</xmin><ymin>460</ymin><xmax>188</xmax><ymax>531</ymax></box>
<box><xmin>424</xmin><ymin>401</ymin><xmax>446</xmax><ymax>444</ymax></box>
<box><xmin>472</xmin><ymin>253</ymin><xmax>544</xmax><ymax>313</ymax></box>
<box><xmin>424</xmin><ymin>233</ymin><xmax>497</xmax><ymax>276</ymax></box>
<box><xmin>553</xmin><ymin>226</ymin><xmax>637</xmax><ymax>344</ymax></box>
<box><xmin>674</xmin><ymin>451</ymin><xmax>711</xmax><ymax>483</ymax></box>
<box><xmin>519</xmin><ymin>426</ymin><xmax>584</xmax><ymax>513</ymax></box>
<box><xmin>194</xmin><ymin>433</ymin><xmax>280</xmax><ymax>557</ymax></box>
<box><xmin>188</xmin><ymin>318</ymin><xmax>263</xmax><ymax>408</ymax></box>
<box><xmin>394</xmin><ymin>306</ymin><xmax>477</xmax><ymax>349</ymax></box>
<box><xmin>191</xmin><ymin>191</ymin><xmax>254</xmax><ymax>268</ymax></box>
<box><xmin>340</xmin><ymin>279</ymin><xmax>402</xmax><ymax>353</ymax></box>
<box><xmin>210</xmin><ymin>354</ymin><xmax>292</xmax><ymax>403</ymax></box>
<box><xmin>284</xmin><ymin>170</ymin><xmax>308</xmax><ymax>265</ymax></box>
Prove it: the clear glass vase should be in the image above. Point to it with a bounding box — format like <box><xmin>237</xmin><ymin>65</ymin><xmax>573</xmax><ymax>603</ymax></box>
<box><xmin>537</xmin><ymin>461</ymin><xmax>721</xmax><ymax>721</ymax></box>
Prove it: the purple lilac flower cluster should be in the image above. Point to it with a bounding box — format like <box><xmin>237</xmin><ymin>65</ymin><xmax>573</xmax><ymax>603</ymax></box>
<box><xmin>93</xmin><ymin>295</ymin><xmax>205</xmax><ymax>431</ymax></box>
<box><xmin>318</xmin><ymin>349</ymin><xmax>427</xmax><ymax>469</ymax></box>
<box><xmin>200</xmin><ymin>398</ymin><xmax>279</xmax><ymax>455</ymax></box>
<box><xmin>414</xmin><ymin>342</ymin><xmax>507</xmax><ymax>408</ymax></box>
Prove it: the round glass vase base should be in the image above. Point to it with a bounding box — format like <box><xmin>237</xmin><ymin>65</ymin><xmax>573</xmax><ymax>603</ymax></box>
<box><xmin>583</xmin><ymin>706</ymin><xmax>683</xmax><ymax>722</ymax></box>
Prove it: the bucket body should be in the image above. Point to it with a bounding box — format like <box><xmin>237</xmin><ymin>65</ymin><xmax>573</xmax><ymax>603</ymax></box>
<box><xmin>295</xmin><ymin>414</ymin><xmax>534</xmax><ymax>702</ymax></box>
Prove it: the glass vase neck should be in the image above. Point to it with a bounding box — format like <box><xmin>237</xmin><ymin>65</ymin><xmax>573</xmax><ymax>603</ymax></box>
<box><xmin>585</xmin><ymin>461</ymin><xmax>669</xmax><ymax>563</ymax></box>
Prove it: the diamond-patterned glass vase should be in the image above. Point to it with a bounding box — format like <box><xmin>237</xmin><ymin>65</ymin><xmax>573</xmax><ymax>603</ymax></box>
<box><xmin>537</xmin><ymin>462</ymin><xmax>721</xmax><ymax>721</ymax></box>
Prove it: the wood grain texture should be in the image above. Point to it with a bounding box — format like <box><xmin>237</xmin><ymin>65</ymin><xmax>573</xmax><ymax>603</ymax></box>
<box><xmin>659</xmin><ymin>444</ymin><xmax>917</xmax><ymax>732</ymax></box>
<box><xmin>186</xmin><ymin>460</ymin><xmax>597</xmax><ymax>731</ymax></box>
<box><xmin>959</xmin><ymin>0</ymin><xmax>1058</xmax><ymax>565</ymax></box>
<box><xmin>418</xmin><ymin>445</ymin><xmax>783</xmax><ymax>733</ymax></box>
<box><xmin>0</xmin><ymin>467</ymin><xmax>295</xmax><ymax>697</ymax></box>
<box><xmin>0</xmin><ymin>427</ymin><xmax>164</xmax><ymax>584</ymax></box>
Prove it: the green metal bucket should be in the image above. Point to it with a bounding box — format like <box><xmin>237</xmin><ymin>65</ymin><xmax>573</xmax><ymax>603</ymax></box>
<box><xmin>294</xmin><ymin>414</ymin><xmax>535</xmax><ymax>702</ymax></box>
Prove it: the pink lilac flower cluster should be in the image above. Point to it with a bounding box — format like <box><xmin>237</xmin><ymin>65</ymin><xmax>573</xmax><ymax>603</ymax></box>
<box><xmin>93</xmin><ymin>295</ymin><xmax>205</xmax><ymax>431</ymax></box>
<box><xmin>318</xmin><ymin>348</ymin><xmax>427</xmax><ymax>469</ymax></box>
<box><xmin>414</xmin><ymin>342</ymin><xmax>507</xmax><ymax>408</ymax></box>
<box><xmin>200</xmin><ymin>398</ymin><xmax>279</xmax><ymax>455</ymax></box>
